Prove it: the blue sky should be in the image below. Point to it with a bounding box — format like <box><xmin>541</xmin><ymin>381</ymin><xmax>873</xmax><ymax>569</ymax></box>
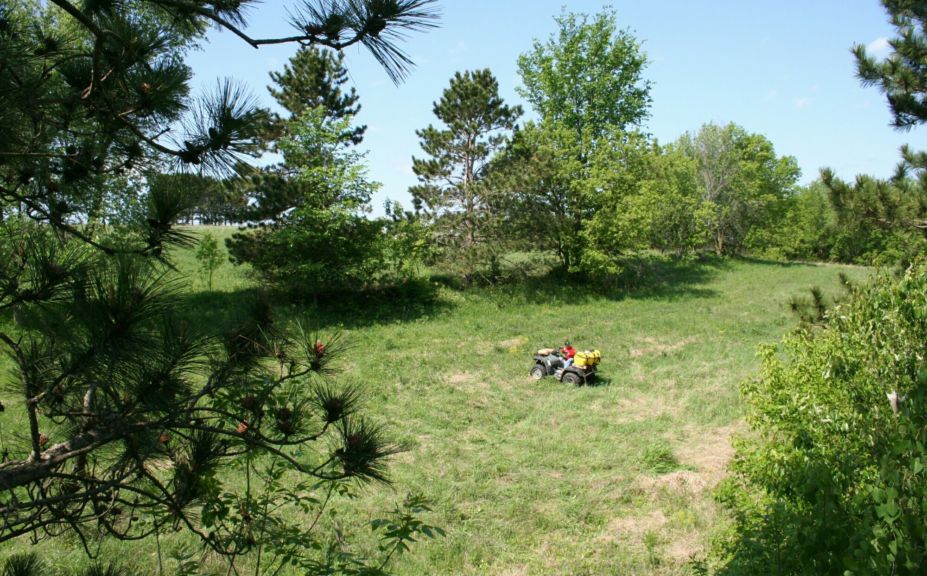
<box><xmin>187</xmin><ymin>1</ymin><xmax>926</xmax><ymax>215</ymax></box>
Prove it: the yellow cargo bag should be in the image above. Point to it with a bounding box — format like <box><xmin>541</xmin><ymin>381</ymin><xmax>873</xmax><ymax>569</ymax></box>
<box><xmin>574</xmin><ymin>349</ymin><xmax>601</xmax><ymax>368</ymax></box>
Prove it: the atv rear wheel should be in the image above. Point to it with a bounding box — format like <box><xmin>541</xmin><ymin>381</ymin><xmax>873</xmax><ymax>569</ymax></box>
<box><xmin>562</xmin><ymin>371</ymin><xmax>582</xmax><ymax>386</ymax></box>
<box><xmin>530</xmin><ymin>365</ymin><xmax>546</xmax><ymax>380</ymax></box>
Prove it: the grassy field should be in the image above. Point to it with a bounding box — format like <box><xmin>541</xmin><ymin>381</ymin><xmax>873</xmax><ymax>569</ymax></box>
<box><xmin>1</xmin><ymin>227</ymin><xmax>872</xmax><ymax>574</ymax></box>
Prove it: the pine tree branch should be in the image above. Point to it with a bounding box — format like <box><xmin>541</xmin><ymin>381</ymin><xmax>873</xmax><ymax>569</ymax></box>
<box><xmin>0</xmin><ymin>425</ymin><xmax>132</xmax><ymax>491</ymax></box>
<box><xmin>48</xmin><ymin>0</ymin><xmax>104</xmax><ymax>37</ymax></box>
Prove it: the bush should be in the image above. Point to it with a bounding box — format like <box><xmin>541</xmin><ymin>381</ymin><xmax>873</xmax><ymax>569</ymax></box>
<box><xmin>227</xmin><ymin>211</ymin><xmax>389</xmax><ymax>296</ymax></box>
<box><xmin>713</xmin><ymin>262</ymin><xmax>927</xmax><ymax>575</ymax></box>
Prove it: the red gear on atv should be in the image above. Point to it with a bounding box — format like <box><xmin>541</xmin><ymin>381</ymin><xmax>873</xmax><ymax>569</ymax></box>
<box><xmin>561</xmin><ymin>344</ymin><xmax>576</xmax><ymax>360</ymax></box>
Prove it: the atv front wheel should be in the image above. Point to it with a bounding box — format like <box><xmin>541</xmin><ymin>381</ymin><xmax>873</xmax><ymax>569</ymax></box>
<box><xmin>562</xmin><ymin>371</ymin><xmax>582</xmax><ymax>386</ymax></box>
<box><xmin>530</xmin><ymin>365</ymin><xmax>546</xmax><ymax>380</ymax></box>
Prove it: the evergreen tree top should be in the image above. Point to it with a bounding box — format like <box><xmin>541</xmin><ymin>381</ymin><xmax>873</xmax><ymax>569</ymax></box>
<box><xmin>855</xmin><ymin>0</ymin><xmax>927</xmax><ymax>130</ymax></box>
<box><xmin>269</xmin><ymin>45</ymin><xmax>366</xmax><ymax>145</ymax></box>
<box><xmin>269</xmin><ymin>47</ymin><xmax>358</xmax><ymax>118</ymax></box>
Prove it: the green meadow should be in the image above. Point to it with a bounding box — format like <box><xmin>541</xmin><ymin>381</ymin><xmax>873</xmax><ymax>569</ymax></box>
<box><xmin>2</xmin><ymin>227</ymin><xmax>872</xmax><ymax>575</ymax></box>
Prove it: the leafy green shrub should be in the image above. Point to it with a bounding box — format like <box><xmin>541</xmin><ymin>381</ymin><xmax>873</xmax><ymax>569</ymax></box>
<box><xmin>227</xmin><ymin>210</ymin><xmax>389</xmax><ymax>296</ymax></box>
<box><xmin>713</xmin><ymin>262</ymin><xmax>927</xmax><ymax>575</ymax></box>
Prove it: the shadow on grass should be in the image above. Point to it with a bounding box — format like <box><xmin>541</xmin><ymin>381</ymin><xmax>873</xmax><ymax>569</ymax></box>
<box><xmin>177</xmin><ymin>277</ymin><xmax>454</xmax><ymax>332</ymax></box>
<box><xmin>481</xmin><ymin>255</ymin><xmax>727</xmax><ymax>306</ymax></box>
<box><xmin>300</xmin><ymin>279</ymin><xmax>454</xmax><ymax>330</ymax></box>
<box><xmin>177</xmin><ymin>256</ymin><xmax>732</xmax><ymax>333</ymax></box>
<box><xmin>179</xmin><ymin>288</ymin><xmax>263</xmax><ymax>336</ymax></box>
<box><xmin>585</xmin><ymin>375</ymin><xmax>613</xmax><ymax>387</ymax></box>
<box><xmin>734</xmin><ymin>255</ymin><xmax>827</xmax><ymax>268</ymax></box>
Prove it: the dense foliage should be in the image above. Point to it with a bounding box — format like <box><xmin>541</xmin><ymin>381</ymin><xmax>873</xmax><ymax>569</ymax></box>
<box><xmin>494</xmin><ymin>119</ymin><xmax>799</xmax><ymax>277</ymax></box>
<box><xmin>713</xmin><ymin>3</ymin><xmax>927</xmax><ymax>574</ymax></box>
<box><xmin>227</xmin><ymin>107</ymin><xmax>390</xmax><ymax>295</ymax></box>
<box><xmin>674</xmin><ymin>123</ymin><xmax>801</xmax><ymax>257</ymax></box>
<box><xmin>580</xmin><ymin>134</ymin><xmax>707</xmax><ymax>274</ymax></box>
<box><xmin>715</xmin><ymin>263</ymin><xmax>927</xmax><ymax>574</ymax></box>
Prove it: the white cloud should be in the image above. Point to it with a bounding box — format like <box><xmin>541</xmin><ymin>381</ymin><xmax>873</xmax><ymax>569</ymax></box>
<box><xmin>793</xmin><ymin>97</ymin><xmax>814</xmax><ymax>110</ymax></box>
<box><xmin>450</xmin><ymin>40</ymin><xmax>468</xmax><ymax>57</ymax></box>
<box><xmin>762</xmin><ymin>89</ymin><xmax>779</xmax><ymax>103</ymax></box>
<box><xmin>866</xmin><ymin>37</ymin><xmax>891</xmax><ymax>58</ymax></box>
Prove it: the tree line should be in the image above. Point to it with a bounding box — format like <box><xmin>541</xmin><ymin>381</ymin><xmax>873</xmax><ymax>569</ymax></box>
<box><xmin>120</xmin><ymin>6</ymin><xmax>926</xmax><ymax>299</ymax></box>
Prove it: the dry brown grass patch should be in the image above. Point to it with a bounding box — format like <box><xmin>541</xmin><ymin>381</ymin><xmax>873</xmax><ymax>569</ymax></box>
<box><xmin>638</xmin><ymin>470</ymin><xmax>708</xmax><ymax>493</ymax></box>
<box><xmin>676</xmin><ymin>425</ymin><xmax>737</xmax><ymax>484</ymax></box>
<box><xmin>599</xmin><ymin>510</ymin><xmax>667</xmax><ymax>544</ymax></box>
<box><xmin>666</xmin><ymin>533</ymin><xmax>703</xmax><ymax>564</ymax></box>
<box><xmin>497</xmin><ymin>336</ymin><xmax>528</xmax><ymax>350</ymax></box>
<box><xmin>613</xmin><ymin>385</ymin><xmax>683</xmax><ymax>422</ymax></box>
<box><xmin>444</xmin><ymin>371</ymin><xmax>490</xmax><ymax>394</ymax></box>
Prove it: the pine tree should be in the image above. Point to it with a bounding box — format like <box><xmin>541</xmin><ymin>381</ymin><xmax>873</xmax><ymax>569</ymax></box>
<box><xmin>235</xmin><ymin>45</ymin><xmax>368</xmax><ymax>224</ymax></box>
<box><xmin>820</xmin><ymin>0</ymin><xmax>927</xmax><ymax>263</ymax></box>
<box><xmin>855</xmin><ymin>0</ymin><xmax>927</xmax><ymax>130</ymax></box>
<box><xmin>0</xmin><ymin>0</ymin><xmax>439</xmax><ymax>570</ymax></box>
<box><xmin>410</xmin><ymin>69</ymin><xmax>521</xmax><ymax>276</ymax></box>
<box><xmin>227</xmin><ymin>108</ymin><xmax>386</xmax><ymax>294</ymax></box>
<box><xmin>269</xmin><ymin>45</ymin><xmax>366</xmax><ymax>145</ymax></box>
<box><xmin>228</xmin><ymin>46</ymin><xmax>385</xmax><ymax>294</ymax></box>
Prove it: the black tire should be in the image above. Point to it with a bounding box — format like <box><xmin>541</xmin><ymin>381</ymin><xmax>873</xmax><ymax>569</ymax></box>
<box><xmin>562</xmin><ymin>371</ymin><xmax>582</xmax><ymax>386</ymax></box>
<box><xmin>530</xmin><ymin>365</ymin><xmax>546</xmax><ymax>380</ymax></box>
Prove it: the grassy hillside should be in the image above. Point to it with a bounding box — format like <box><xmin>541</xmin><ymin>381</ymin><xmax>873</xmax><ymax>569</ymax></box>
<box><xmin>0</xmin><ymin>234</ymin><xmax>872</xmax><ymax>574</ymax></box>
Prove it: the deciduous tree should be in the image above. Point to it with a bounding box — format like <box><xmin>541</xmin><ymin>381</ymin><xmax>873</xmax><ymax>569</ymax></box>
<box><xmin>502</xmin><ymin>7</ymin><xmax>653</xmax><ymax>274</ymax></box>
<box><xmin>491</xmin><ymin>121</ymin><xmax>586</xmax><ymax>269</ymax></box>
<box><xmin>675</xmin><ymin>123</ymin><xmax>800</xmax><ymax>256</ymax></box>
<box><xmin>517</xmin><ymin>7</ymin><xmax>651</xmax><ymax>146</ymax></box>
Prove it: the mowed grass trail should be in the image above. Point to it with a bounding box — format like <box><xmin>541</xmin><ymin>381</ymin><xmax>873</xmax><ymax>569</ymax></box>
<box><xmin>0</xmin><ymin>232</ymin><xmax>871</xmax><ymax>574</ymax></box>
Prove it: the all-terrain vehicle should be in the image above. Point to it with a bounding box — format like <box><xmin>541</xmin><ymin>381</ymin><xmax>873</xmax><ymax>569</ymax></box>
<box><xmin>530</xmin><ymin>348</ymin><xmax>601</xmax><ymax>385</ymax></box>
